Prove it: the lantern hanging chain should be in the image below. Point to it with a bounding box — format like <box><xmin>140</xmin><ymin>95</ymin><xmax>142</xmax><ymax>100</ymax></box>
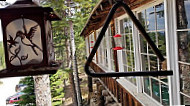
<box><xmin>84</xmin><ymin>1</ymin><xmax>173</xmax><ymax>77</ymax></box>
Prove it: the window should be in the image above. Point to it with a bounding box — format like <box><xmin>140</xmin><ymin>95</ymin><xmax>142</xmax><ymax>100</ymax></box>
<box><xmin>85</xmin><ymin>37</ymin><xmax>89</xmax><ymax>57</ymax></box>
<box><xmin>89</xmin><ymin>33</ymin><xmax>96</xmax><ymax>62</ymax></box>
<box><xmin>118</xmin><ymin>17</ymin><xmax>136</xmax><ymax>85</ymax></box>
<box><xmin>97</xmin><ymin>28</ymin><xmax>109</xmax><ymax>68</ymax></box>
<box><xmin>107</xmin><ymin>27</ymin><xmax>116</xmax><ymax>71</ymax></box>
<box><xmin>138</xmin><ymin>2</ymin><xmax>169</xmax><ymax>105</ymax></box>
<box><xmin>176</xmin><ymin>0</ymin><xmax>190</xmax><ymax>104</ymax></box>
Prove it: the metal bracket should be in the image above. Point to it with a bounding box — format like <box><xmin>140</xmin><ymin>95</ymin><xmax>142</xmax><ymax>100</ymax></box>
<box><xmin>85</xmin><ymin>1</ymin><xmax>173</xmax><ymax>77</ymax></box>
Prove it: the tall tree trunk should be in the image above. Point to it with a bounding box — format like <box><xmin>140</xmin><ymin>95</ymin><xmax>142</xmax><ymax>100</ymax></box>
<box><xmin>69</xmin><ymin>19</ymin><xmax>83</xmax><ymax>106</ymax></box>
<box><xmin>69</xmin><ymin>71</ymin><xmax>78</xmax><ymax>106</ymax></box>
<box><xmin>32</xmin><ymin>1</ymin><xmax>52</xmax><ymax>106</ymax></box>
<box><xmin>33</xmin><ymin>75</ymin><xmax>52</xmax><ymax>106</ymax></box>
<box><xmin>67</xmin><ymin>37</ymin><xmax>78</xmax><ymax>106</ymax></box>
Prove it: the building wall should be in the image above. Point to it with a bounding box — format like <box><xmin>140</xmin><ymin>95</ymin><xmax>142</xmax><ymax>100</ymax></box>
<box><xmin>85</xmin><ymin>0</ymin><xmax>190</xmax><ymax>105</ymax></box>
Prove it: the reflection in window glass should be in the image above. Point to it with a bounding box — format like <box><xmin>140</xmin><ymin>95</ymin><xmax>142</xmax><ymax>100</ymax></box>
<box><xmin>152</xmin><ymin>79</ymin><xmax>160</xmax><ymax>102</ymax></box>
<box><xmin>161</xmin><ymin>83</ymin><xmax>169</xmax><ymax>105</ymax></box>
<box><xmin>177</xmin><ymin>0</ymin><xmax>190</xmax><ymax>29</ymax></box>
<box><xmin>144</xmin><ymin>77</ymin><xmax>150</xmax><ymax>95</ymax></box>
<box><xmin>179</xmin><ymin>63</ymin><xmax>190</xmax><ymax>104</ymax></box>
<box><xmin>181</xmin><ymin>94</ymin><xmax>190</xmax><ymax>105</ymax></box>
<box><xmin>140</xmin><ymin>35</ymin><xmax>147</xmax><ymax>53</ymax></box>
<box><xmin>178</xmin><ymin>31</ymin><xmax>190</xmax><ymax>63</ymax></box>
<box><xmin>156</xmin><ymin>3</ymin><xmax>165</xmax><ymax>30</ymax></box>
<box><xmin>150</xmin><ymin>56</ymin><xmax>158</xmax><ymax>71</ymax></box>
<box><xmin>138</xmin><ymin>11</ymin><xmax>146</xmax><ymax>28</ymax></box>
<box><xmin>146</xmin><ymin>7</ymin><xmax>155</xmax><ymax>31</ymax></box>
<box><xmin>158</xmin><ymin>31</ymin><xmax>166</xmax><ymax>56</ymax></box>
<box><xmin>148</xmin><ymin>32</ymin><xmax>156</xmax><ymax>54</ymax></box>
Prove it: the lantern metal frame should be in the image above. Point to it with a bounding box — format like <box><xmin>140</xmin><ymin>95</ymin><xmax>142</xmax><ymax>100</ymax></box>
<box><xmin>0</xmin><ymin>0</ymin><xmax>62</xmax><ymax>78</ymax></box>
<box><xmin>85</xmin><ymin>1</ymin><xmax>173</xmax><ymax>77</ymax></box>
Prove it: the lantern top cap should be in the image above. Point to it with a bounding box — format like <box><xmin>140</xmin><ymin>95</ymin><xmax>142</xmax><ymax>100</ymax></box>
<box><xmin>6</xmin><ymin>0</ymin><xmax>40</xmax><ymax>8</ymax></box>
<box><xmin>0</xmin><ymin>0</ymin><xmax>61</xmax><ymax>21</ymax></box>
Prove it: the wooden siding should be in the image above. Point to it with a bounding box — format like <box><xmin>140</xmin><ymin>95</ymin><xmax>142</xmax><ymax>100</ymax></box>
<box><xmin>90</xmin><ymin>62</ymin><xmax>142</xmax><ymax>106</ymax></box>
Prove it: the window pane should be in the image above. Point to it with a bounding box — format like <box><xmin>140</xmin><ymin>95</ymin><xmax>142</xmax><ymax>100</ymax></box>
<box><xmin>148</xmin><ymin>32</ymin><xmax>156</xmax><ymax>54</ymax></box>
<box><xmin>150</xmin><ymin>56</ymin><xmax>158</xmax><ymax>71</ymax></box>
<box><xmin>125</xmin><ymin>34</ymin><xmax>130</xmax><ymax>50</ymax></box>
<box><xmin>178</xmin><ymin>31</ymin><xmax>190</xmax><ymax>63</ymax></box>
<box><xmin>161</xmin><ymin>83</ymin><xmax>169</xmax><ymax>105</ymax></box>
<box><xmin>146</xmin><ymin>7</ymin><xmax>155</xmax><ymax>31</ymax></box>
<box><xmin>124</xmin><ymin>18</ymin><xmax>129</xmax><ymax>33</ymax></box>
<box><xmin>130</xmin><ymin>34</ymin><xmax>134</xmax><ymax>51</ymax></box>
<box><xmin>160</xmin><ymin>76</ymin><xmax>168</xmax><ymax>83</ymax></box>
<box><xmin>141</xmin><ymin>54</ymin><xmax>148</xmax><ymax>70</ymax></box>
<box><xmin>152</xmin><ymin>78</ymin><xmax>160</xmax><ymax>102</ymax></box>
<box><xmin>144</xmin><ymin>77</ymin><xmax>151</xmax><ymax>95</ymax></box>
<box><xmin>120</xmin><ymin>20</ymin><xmax>124</xmax><ymax>34</ymax></box>
<box><xmin>177</xmin><ymin>0</ymin><xmax>190</xmax><ymax>29</ymax></box>
<box><xmin>181</xmin><ymin>94</ymin><xmax>190</xmax><ymax>105</ymax></box>
<box><xmin>126</xmin><ymin>51</ymin><xmax>132</xmax><ymax>66</ymax></box>
<box><xmin>140</xmin><ymin>35</ymin><xmax>147</xmax><ymax>53</ymax></box>
<box><xmin>156</xmin><ymin>3</ymin><xmax>165</xmax><ymax>30</ymax></box>
<box><xmin>132</xmin><ymin>53</ymin><xmax>135</xmax><ymax>67</ymax></box>
<box><xmin>158</xmin><ymin>31</ymin><xmax>166</xmax><ymax>56</ymax></box>
<box><xmin>138</xmin><ymin>11</ymin><xmax>146</xmax><ymax>28</ymax></box>
<box><xmin>179</xmin><ymin>63</ymin><xmax>190</xmax><ymax>98</ymax></box>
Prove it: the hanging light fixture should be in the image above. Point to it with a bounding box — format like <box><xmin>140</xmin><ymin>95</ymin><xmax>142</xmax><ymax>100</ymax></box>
<box><xmin>0</xmin><ymin>0</ymin><xmax>62</xmax><ymax>78</ymax></box>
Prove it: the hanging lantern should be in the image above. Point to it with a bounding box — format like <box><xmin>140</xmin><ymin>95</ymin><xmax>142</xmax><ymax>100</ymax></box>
<box><xmin>113</xmin><ymin>34</ymin><xmax>123</xmax><ymax>50</ymax></box>
<box><xmin>0</xmin><ymin>0</ymin><xmax>62</xmax><ymax>78</ymax></box>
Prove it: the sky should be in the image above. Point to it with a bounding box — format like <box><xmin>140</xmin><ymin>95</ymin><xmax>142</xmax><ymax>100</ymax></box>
<box><xmin>0</xmin><ymin>0</ymin><xmax>16</xmax><ymax>41</ymax></box>
<box><xmin>0</xmin><ymin>1</ymin><xmax>22</xmax><ymax>106</ymax></box>
<box><xmin>0</xmin><ymin>77</ymin><xmax>22</xmax><ymax>106</ymax></box>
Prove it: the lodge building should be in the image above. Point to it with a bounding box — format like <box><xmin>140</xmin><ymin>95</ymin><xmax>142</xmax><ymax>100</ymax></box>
<box><xmin>80</xmin><ymin>0</ymin><xmax>190</xmax><ymax>105</ymax></box>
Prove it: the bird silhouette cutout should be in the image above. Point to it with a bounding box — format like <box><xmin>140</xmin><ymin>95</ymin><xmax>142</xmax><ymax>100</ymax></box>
<box><xmin>7</xmin><ymin>35</ymin><xmax>18</xmax><ymax>48</ymax></box>
<box><xmin>15</xmin><ymin>18</ymin><xmax>42</xmax><ymax>56</ymax></box>
<box><xmin>25</xmin><ymin>24</ymin><xmax>38</xmax><ymax>41</ymax></box>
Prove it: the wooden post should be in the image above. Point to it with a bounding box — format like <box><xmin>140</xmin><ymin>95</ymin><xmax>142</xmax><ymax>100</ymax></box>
<box><xmin>110</xmin><ymin>19</ymin><xmax>119</xmax><ymax>72</ymax></box>
<box><xmin>87</xmin><ymin>76</ymin><xmax>93</xmax><ymax>104</ymax></box>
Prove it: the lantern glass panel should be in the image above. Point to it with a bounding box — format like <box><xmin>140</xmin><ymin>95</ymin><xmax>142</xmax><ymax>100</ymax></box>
<box><xmin>6</xmin><ymin>18</ymin><xmax>43</xmax><ymax>66</ymax></box>
<box><xmin>46</xmin><ymin>20</ymin><xmax>54</xmax><ymax>61</ymax></box>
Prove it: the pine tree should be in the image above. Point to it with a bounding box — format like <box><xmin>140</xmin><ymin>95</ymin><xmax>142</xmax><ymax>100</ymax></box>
<box><xmin>50</xmin><ymin>69</ymin><xmax>68</xmax><ymax>105</ymax></box>
<box><xmin>17</xmin><ymin>76</ymin><xmax>36</xmax><ymax>106</ymax></box>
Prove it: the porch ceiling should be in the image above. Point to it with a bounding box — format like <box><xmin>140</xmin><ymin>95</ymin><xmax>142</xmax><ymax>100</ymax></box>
<box><xmin>80</xmin><ymin>0</ymin><xmax>153</xmax><ymax>37</ymax></box>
